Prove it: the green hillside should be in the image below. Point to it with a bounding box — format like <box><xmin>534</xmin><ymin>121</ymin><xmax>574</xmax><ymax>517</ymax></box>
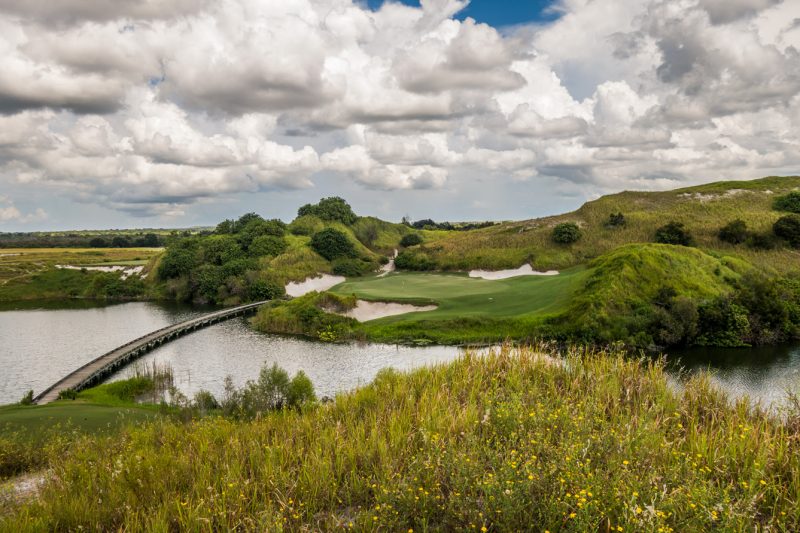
<box><xmin>401</xmin><ymin>175</ymin><xmax>800</xmax><ymax>272</ymax></box>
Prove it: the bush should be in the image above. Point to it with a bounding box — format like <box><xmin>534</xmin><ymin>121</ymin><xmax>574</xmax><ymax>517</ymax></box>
<box><xmin>718</xmin><ymin>219</ymin><xmax>748</xmax><ymax>244</ymax></box>
<box><xmin>19</xmin><ymin>390</ymin><xmax>34</xmax><ymax>405</ymax></box>
<box><xmin>551</xmin><ymin>223</ymin><xmax>581</xmax><ymax>244</ymax></box>
<box><xmin>298</xmin><ymin>197</ymin><xmax>358</xmax><ymax>225</ymax></box>
<box><xmin>247</xmin><ymin>276</ymin><xmax>285</xmax><ymax>301</ymax></box>
<box><xmin>332</xmin><ymin>258</ymin><xmax>372</xmax><ymax>277</ymax></box>
<box><xmin>746</xmin><ymin>232</ymin><xmax>778</xmax><ymax>250</ymax></box>
<box><xmin>772</xmin><ymin>191</ymin><xmax>800</xmax><ymax>213</ymax></box>
<box><xmin>696</xmin><ymin>297</ymin><xmax>750</xmax><ymax>347</ymax></box>
<box><xmin>288</xmin><ymin>215</ymin><xmax>325</xmax><ymax>236</ymax></box>
<box><xmin>249</xmin><ymin>235</ymin><xmax>287</xmax><ymax>257</ymax></box>
<box><xmin>654</xmin><ymin>221</ymin><xmax>694</xmax><ymax>246</ymax></box>
<box><xmin>221</xmin><ymin>363</ymin><xmax>316</xmax><ymax>418</ymax></box>
<box><xmin>395</xmin><ymin>250</ymin><xmax>436</xmax><ymax>271</ymax></box>
<box><xmin>310</xmin><ymin>228</ymin><xmax>357</xmax><ymax>260</ymax></box>
<box><xmin>400</xmin><ymin>233</ymin><xmax>423</xmax><ymax>247</ymax></box>
<box><xmin>192</xmin><ymin>390</ymin><xmax>220</xmax><ymax>413</ymax></box>
<box><xmin>773</xmin><ymin>214</ymin><xmax>800</xmax><ymax>247</ymax></box>
<box><xmin>605</xmin><ymin>212</ymin><xmax>626</xmax><ymax>228</ymax></box>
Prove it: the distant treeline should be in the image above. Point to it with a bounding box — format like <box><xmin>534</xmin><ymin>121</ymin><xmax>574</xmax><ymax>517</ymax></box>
<box><xmin>0</xmin><ymin>231</ymin><xmax>182</xmax><ymax>248</ymax></box>
<box><xmin>401</xmin><ymin>217</ymin><xmax>497</xmax><ymax>231</ymax></box>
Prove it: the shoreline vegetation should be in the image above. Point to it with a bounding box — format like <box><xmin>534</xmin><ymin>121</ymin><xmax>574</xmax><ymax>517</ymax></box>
<box><xmin>2</xmin><ymin>176</ymin><xmax>800</xmax><ymax>350</ymax></box>
<box><xmin>2</xmin><ymin>345</ymin><xmax>799</xmax><ymax>530</ymax></box>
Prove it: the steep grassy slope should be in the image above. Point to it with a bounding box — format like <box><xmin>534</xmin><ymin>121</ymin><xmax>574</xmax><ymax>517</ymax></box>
<box><xmin>3</xmin><ymin>347</ymin><xmax>798</xmax><ymax>530</ymax></box>
<box><xmin>408</xmin><ymin>176</ymin><xmax>800</xmax><ymax>272</ymax></box>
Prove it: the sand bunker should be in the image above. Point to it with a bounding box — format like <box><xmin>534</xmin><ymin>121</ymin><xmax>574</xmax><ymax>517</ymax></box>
<box><xmin>285</xmin><ymin>274</ymin><xmax>346</xmax><ymax>297</ymax></box>
<box><xmin>469</xmin><ymin>264</ymin><xmax>559</xmax><ymax>280</ymax></box>
<box><xmin>343</xmin><ymin>300</ymin><xmax>437</xmax><ymax>322</ymax></box>
<box><xmin>56</xmin><ymin>264</ymin><xmax>144</xmax><ymax>279</ymax></box>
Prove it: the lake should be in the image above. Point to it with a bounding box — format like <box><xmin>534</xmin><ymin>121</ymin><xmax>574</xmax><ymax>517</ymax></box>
<box><xmin>1</xmin><ymin>301</ymin><xmax>799</xmax><ymax>407</ymax></box>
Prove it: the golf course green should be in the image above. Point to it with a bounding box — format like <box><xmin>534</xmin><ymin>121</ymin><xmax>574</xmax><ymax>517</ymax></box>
<box><xmin>330</xmin><ymin>267</ymin><xmax>589</xmax><ymax>322</ymax></box>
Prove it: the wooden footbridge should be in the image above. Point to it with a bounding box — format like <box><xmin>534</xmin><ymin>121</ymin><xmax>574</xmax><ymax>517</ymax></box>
<box><xmin>33</xmin><ymin>301</ymin><xmax>269</xmax><ymax>404</ymax></box>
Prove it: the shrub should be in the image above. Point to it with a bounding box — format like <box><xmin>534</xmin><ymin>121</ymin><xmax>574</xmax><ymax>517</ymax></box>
<box><xmin>773</xmin><ymin>214</ymin><xmax>800</xmax><ymax>247</ymax></box>
<box><xmin>718</xmin><ymin>219</ymin><xmax>748</xmax><ymax>244</ymax></box>
<box><xmin>192</xmin><ymin>390</ymin><xmax>220</xmax><ymax>413</ymax></box>
<box><xmin>19</xmin><ymin>390</ymin><xmax>34</xmax><ymax>405</ymax></box>
<box><xmin>288</xmin><ymin>215</ymin><xmax>325</xmax><ymax>236</ymax></box>
<box><xmin>220</xmin><ymin>363</ymin><xmax>316</xmax><ymax>418</ymax></box>
<box><xmin>298</xmin><ymin>197</ymin><xmax>358</xmax><ymax>225</ymax></box>
<box><xmin>654</xmin><ymin>221</ymin><xmax>694</xmax><ymax>246</ymax></box>
<box><xmin>332</xmin><ymin>258</ymin><xmax>372</xmax><ymax>277</ymax></box>
<box><xmin>605</xmin><ymin>212</ymin><xmax>626</xmax><ymax>228</ymax></box>
<box><xmin>57</xmin><ymin>389</ymin><xmax>78</xmax><ymax>400</ymax></box>
<box><xmin>772</xmin><ymin>191</ymin><xmax>800</xmax><ymax>213</ymax></box>
<box><xmin>746</xmin><ymin>232</ymin><xmax>778</xmax><ymax>250</ymax></box>
<box><xmin>696</xmin><ymin>297</ymin><xmax>750</xmax><ymax>347</ymax></box>
<box><xmin>400</xmin><ymin>233</ymin><xmax>423</xmax><ymax>247</ymax></box>
<box><xmin>310</xmin><ymin>228</ymin><xmax>357</xmax><ymax>260</ymax></box>
<box><xmin>394</xmin><ymin>250</ymin><xmax>436</xmax><ymax>271</ymax></box>
<box><xmin>247</xmin><ymin>276</ymin><xmax>285</xmax><ymax>301</ymax></box>
<box><xmin>551</xmin><ymin>223</ymin><xmax>581</xmax><ymax>244</ymax></box>
<box><xmin>249</xmin><ymin>235</ymin><xmax>287</xmax><ymax>257</ymax></box>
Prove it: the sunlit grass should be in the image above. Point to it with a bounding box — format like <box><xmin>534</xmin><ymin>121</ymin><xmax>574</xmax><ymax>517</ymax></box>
<box><xmin>2</xmin><ymin>345</ymin><xmax>798</xmax><ymax>530</ymax></box>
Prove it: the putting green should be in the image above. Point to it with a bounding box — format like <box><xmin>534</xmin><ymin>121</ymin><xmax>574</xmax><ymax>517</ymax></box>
<box><xmin>330</xmin><ymin>267</ymin><xmax>589</xmax><ymax>323</ymax></box>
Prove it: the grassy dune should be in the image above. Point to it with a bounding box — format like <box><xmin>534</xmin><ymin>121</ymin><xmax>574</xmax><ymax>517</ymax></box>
<box><xmin>2</xmin><ymin>346</ymin><xmax>798</xmax><ymax>530</ymax></box>
<box><xmin>412</xmin><ymin>176</ymin><xmax>800</xmax><ymax>272</ymax></box>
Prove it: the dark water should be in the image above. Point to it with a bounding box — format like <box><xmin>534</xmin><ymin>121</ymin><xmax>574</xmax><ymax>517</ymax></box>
<box><xmin>666</xmin><ymin>344</ymin><xmax>800</xmax><ymax>407</ymax></box>
<box><xmin>2</xmin><ymin>301</ymin><xmax>799</xmax><ymax>406</ymax></box>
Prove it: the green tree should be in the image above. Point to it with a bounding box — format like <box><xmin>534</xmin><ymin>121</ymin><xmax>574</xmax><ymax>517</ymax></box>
<box><xmin>297</xmin><ymin>197</ymin><xmax>357</xmax><ymax>225</ymax></box>
<box><xmin>551</xmin><ymin>222</ymin><xmax>582</xmax><ymax>244</ymax></box>
<box><xmin>655</xmin><ymin>221</ymin><xmax>694</xmax><ymax>246</ymax></box>
<box><xmin>310</xmin><ymin>228</ymin><xmax>356</xmax><ymax>260</ymax></box>
<box><xmin>286</xmin><ymin>371</ymin><xmax>316</xmax><ymax>409</ymax></box>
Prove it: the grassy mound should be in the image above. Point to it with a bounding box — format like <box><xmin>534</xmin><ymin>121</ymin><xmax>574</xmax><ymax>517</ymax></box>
<box><xmin>406</xmin><ymin>175</ymin><xmax>800</xmax><ymax>272</ymax></box>
<box><xmin>2</xmin><ymin>346</ymin><xmax>798</xmax><ymax>530</ymax></box>
<box><xmin>558</xmin><ymin>244</ymin><xmax>747</xmax><ymax>344</ymax></box>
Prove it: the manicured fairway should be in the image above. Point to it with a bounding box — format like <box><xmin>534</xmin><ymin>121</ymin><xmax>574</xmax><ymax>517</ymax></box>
<box><xmin>331</xmin><ymin>267</ymin><xmax>589</xmax><ymax>323</ymax></box>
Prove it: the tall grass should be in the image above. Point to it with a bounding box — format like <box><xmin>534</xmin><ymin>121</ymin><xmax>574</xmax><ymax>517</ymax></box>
<box><xmin>2</xmin><ymin>345</ymin><xmax>798</xmax><ymax>530</ymax></box>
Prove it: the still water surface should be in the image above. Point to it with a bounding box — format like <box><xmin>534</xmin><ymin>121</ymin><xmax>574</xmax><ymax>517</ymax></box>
<box><xmin>0</xmin><ymin>301</ymin><xmax>459</xmax><ymax>404</ymax></box>
<box><xmin>1</xmin><ymin>301</ymin><xmax>800</xmax><ymax>406</ymax></box>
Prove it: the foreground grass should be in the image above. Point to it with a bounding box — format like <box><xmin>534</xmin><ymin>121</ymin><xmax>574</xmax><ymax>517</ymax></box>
<box><xmin>3</xmin><ymin>346</ymin><xmax>799</xmax><ymax>530</ymax></box>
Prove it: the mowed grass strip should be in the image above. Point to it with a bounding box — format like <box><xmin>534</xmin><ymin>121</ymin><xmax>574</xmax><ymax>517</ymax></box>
<box><xmin>331</xmin><ymin>267</ymin><xmax>589</xmax><ymax>322</ymax></box>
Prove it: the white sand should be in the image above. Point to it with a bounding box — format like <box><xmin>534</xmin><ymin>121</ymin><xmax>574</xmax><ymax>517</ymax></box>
<box><xmin>468</xmin><ymin>264</ymin><xmax>559</xmax><ymax>280</ymax></box>
<box><xmin>55</xmin><ymin>264</ymin><xmax>144</xmax><ymax>279</ymax></box>
<box><xmin>285</xmin><ymin>274</ymin><xmax>346</xmax><ymax>297</ymax></box>
<box><xmin>343</xmin><ymin>300</ymin><xmax>437</xmax><ymax>322</ymax></box>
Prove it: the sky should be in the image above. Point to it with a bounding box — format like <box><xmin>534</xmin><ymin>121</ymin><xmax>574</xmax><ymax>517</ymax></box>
<box><xmin>0</xmin><ymin>0</ymin><xmax>799</xmax><ymax>231</ymax></box>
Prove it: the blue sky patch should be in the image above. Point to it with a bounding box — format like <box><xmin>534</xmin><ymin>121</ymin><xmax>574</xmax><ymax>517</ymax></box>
<box><xmin>365</xmin><ymin>0</ymin><xmax>560</xmax><ymax>27</ymax></box>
